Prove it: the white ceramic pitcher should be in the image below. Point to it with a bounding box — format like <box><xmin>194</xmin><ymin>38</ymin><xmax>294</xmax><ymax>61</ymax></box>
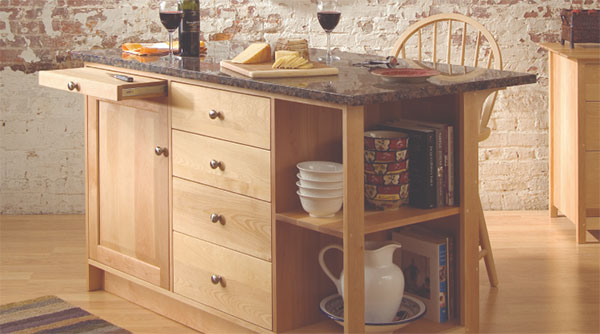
<box><xmin>318</xmin><ymin>240</ymin><xmax>405</xmax><ymax>323</ymax></box>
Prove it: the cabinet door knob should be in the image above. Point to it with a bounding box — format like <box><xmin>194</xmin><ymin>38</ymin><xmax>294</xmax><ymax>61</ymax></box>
<box><xmin>155</xmin><ymin>146</ymin><xmax>169</xmax><ymax>157</ymax></box>
<box><xmin>208</xmin><ymin>109</ymin><xmax>221</xmax><ymax>119</ymax></box>
<box><xmin>67</xmin><ymin>81</ymin><xmax>80</xmax><ymax>91</ymax></box>
<box><xmin>211</xmin><ymin>274</ymin><xmax>222</xmax><ymax>285</ymax></box>
<box><xmin>209</xmin><ymin>159</ymin><xmax>223</xmax><ymax>170</ymax></box>
<box><xmin>210</xmin><ymin>213</ymin><xmax>225</xmax><ymax>224</ymax></box>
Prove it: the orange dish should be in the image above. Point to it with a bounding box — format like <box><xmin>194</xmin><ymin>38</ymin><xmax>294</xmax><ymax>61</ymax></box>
<box><xmin>122</xmin><ymin>42</ymin><xmax>174</xmax><ymax>55</ymax></box>
<box><xmin>122</xmin><ymin>41</ymin><xmax>206</xmax><ymax>56</ymax></box>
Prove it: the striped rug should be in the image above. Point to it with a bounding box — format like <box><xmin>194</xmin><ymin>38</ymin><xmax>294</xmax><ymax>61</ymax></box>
<box><xmin>0</xmin><ymin>296</ymin><xmax>131</xmax><ymax>334</ymax></box>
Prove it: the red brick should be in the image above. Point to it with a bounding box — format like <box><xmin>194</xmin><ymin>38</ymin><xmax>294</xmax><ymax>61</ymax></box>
<box><xmin>0</xmin><ymin>49</ymin><xmax>24</xmax><ymax>63</ymax></box>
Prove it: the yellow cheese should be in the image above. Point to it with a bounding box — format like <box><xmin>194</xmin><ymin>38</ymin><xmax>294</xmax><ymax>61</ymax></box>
<box><xmin>272</xmin><ymin>54</ymin><xmax>312</xmax><ymax>69</ymax></box>
<box><xmin>231</xmin><ymin>43</ymin><xmax>272</xmax><ymax>64</ymax></box>
<box><xmin>275</xmin><ymin>50</ymin><xmax>299</xmax><ymax>61</ymax></box>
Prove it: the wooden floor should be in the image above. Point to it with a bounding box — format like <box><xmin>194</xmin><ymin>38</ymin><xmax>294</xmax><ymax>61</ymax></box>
<box><xmin>0</xmin><ymin>213</ymin><xmax>598</xmax><ymax>333</ymax></box>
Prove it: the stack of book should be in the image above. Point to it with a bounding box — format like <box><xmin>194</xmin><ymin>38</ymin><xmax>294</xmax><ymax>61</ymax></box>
<box><xmin>380</xmin><ymin>119</ymin><xmax>455</xmax><ymax>209</ymax></box>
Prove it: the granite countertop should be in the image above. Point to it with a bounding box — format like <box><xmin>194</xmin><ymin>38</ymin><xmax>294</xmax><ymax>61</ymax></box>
<box><xmin>73</xmin><ymin>42</ymin><xmax>537</xmax><ymax>106</ymax></box>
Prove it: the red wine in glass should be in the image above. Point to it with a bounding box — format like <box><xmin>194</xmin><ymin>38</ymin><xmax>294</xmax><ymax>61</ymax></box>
<box><xmin>160</xmin><ymin>11</ymin><xmax>183</xmax><ymax>32</ymax></box>
<box><xmin>317</xmin><ymin>11</ymin><xmax>341</xmax><ymax>32</ymax></box>
<box><xmin>317</xmin><ymin>0</ymin><xmax>340</xmax><ymax>64</ymax></box>
<box><xmin>159</xmin><ymin>0</ymin><xmax>182</xmax><ymax>62</ymax></box>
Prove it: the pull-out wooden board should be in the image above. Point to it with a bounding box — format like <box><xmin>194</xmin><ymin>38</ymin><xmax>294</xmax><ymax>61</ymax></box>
<box><xmin>220</xmin><ymin>60</ymin><xmax>339</xmax><ymax>78</ymax></box>
<box><xmin>39</xmin><ymin>67</ymin><xmax>167</xmax><ymax>101</ymax></box>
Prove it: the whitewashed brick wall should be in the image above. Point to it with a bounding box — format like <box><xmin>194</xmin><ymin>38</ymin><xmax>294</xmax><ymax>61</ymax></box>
<box><xmin>2</xmin><ymin>0</ymin><xmax>589</xmax><ymax>213</ymax></box>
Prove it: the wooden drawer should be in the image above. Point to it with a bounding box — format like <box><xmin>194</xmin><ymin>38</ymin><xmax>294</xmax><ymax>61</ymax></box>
<box><xmin>171</xmin><ymin>82</ymin><xmax>271</xmax><ymax>149</ymax></box>
<box><xmin>585</xmin><ymin>102</ymin><xmax>600</xmax><ymax>151</ymax></box>
<box><xmin>585</xmin><ymin>152</ymin><xmax>600</xmax><ymax>209</ymax></box>
<box><xmin>39</xmin><ymin>67</ymin><xmax>167</xmax><ymax>101</ymax></box>
<box><xmin>173</xmin><ymin>177</ymin><xmax>271</xmax><ymax>260</ymax></box>
<box><xmin>584</xmin><ymin>63</ymin><xmax>600</xmax><ymax>102</ymax></box>
<box><xmin>172</xmin><ymin>130</ymin><xmax>271</xmax><ymax>201</ymax></box>
<box><xmin>173</xmin><ymin>232</ymin><xmax>272</xmax><ymax>329</ymax></box>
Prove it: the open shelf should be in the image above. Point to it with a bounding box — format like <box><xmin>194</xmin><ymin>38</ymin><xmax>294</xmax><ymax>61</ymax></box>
<box><xmin>276</xmin><ymin>206</ymin><xmax>460</xmax><ymax>238</ymax></box>
<box><xmin>283</xmin><ymin>319</ymin><xmax>464</xmax><ymax>333</ymax></box>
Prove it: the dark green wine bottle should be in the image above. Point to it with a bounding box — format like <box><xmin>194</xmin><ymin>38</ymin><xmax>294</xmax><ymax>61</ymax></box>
<box><xmin>178</xmin><ymin>0</ymin><xmax>200</xmax><ymax>57</ymax></box>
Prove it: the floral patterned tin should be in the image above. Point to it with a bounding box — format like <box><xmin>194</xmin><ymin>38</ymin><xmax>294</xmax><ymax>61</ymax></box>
<box><xmin>364</xmin><ymin>130</ymin><xmax>410</xmax><ymax>209</ymax></box>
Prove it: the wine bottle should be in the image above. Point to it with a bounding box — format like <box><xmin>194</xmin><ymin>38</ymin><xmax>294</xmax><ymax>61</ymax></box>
<box><xmin>178</xmin><ymin>0</ymin><xmax>200</xmax><ymax>57</ymax></box>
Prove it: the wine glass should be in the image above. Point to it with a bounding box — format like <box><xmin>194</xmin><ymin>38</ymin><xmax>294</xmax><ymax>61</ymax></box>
<box><xmin>317</xmin><ymin>0</ymin><xmax>341</xmax><ymax>64</ymax></box>
<box><xmin>159</xmin><ymin>0</ymin><xmax>182</xmax><ymax>62</ymax></box>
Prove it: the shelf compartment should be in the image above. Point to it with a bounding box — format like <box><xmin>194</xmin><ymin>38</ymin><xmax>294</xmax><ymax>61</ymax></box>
<box><xmin>283</xmin><ymin>319</ymin><xmax>463</xmax><ymax>333</ymax></box>
<box><xmin>276</xmin><ymin>206</ymin><xmax>460</xmax><ymax>238</ymax></box>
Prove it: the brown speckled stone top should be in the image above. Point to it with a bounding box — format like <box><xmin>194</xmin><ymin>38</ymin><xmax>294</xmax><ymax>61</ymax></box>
<box><xmin>72</xmin><ymin>42</ymin><xmax>536</xmax><ymax>106</ymax></box>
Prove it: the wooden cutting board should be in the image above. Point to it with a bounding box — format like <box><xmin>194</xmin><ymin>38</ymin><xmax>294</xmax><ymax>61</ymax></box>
<box><xmin>220</xmin><ymin>60</ymin><xmax>339</xmax><ymax>78</ymax></box>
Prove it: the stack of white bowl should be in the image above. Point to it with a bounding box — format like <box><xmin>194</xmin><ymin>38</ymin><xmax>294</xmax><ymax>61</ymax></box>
<box><xmin>296</xmin><ymin>161</ymin><xmax>344</xmax><ymax>217</ymax></box>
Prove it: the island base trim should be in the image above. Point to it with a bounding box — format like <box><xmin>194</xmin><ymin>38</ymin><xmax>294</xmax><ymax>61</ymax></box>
<box><xmin>88</xmin><ymin>261</ymin><xmax>270</xmax><ymax>334</ymax></box>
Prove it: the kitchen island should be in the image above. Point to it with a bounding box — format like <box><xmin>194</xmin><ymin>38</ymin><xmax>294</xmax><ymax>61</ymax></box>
<box><xmin>39</xmin><ymin>46</ymin><xmax>535</xmax><ymax>334</ymax></box>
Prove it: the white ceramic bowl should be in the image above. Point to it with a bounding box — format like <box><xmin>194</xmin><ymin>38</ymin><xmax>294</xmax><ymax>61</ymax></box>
<box><xmin>296</xmin><ymin>191</ymin><xmax>343</xmax><ymax>218</ymax></box>
<box><xmin>297</xmin><ymin>161</ymin><xmax>343</xmax><ymax>182</ymax></box>
<box><xmin>296</xmin><ymin>181</ymin><xmax>343</xmax><ymax>197</ymax></box>
<box><xmin>319</xmin><ymin>294</ymin><xmax>426</xmax><ymax>332</ymax></box>
<box><xmin>296</xmin><ymin>174</ymin><xmax>343</xmax><ymax>189</ymax></box>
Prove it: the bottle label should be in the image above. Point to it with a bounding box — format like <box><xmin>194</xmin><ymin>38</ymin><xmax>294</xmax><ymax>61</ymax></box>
<box><xmin>182</xmin><ymin>11</ymin><xmax>200</xmax><ymax>33</ymax></box>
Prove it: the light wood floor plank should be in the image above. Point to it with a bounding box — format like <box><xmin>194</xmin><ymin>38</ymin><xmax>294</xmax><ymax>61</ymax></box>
<box><xmin>1</xmin><ymin>213</ymin><xmax>599</xmax><ymax>333</ymax></box>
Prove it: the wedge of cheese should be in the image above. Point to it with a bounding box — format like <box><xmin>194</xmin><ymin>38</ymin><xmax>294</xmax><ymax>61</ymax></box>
<box><xmin>272</xmin><ymin>54</ymin><xmax>313</xmax><ymax>69</ymax></box>
<box><xmin>231</xmin><ymin>43</ymin><xmax>272</xmax><ymax>64</ymax></box>
<box><xmin>275</xmin><ymin>50</ymin><xmax>299</xmax><ymax>61</ymax></box>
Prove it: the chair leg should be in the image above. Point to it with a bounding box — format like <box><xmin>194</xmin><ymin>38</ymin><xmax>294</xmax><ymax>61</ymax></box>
<box><xmin>478</xmin><ymin>198</ymin><xmax>499</xmax><ymax>287</ymax></box>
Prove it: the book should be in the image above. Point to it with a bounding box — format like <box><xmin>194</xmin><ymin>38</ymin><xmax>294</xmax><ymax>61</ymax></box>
<box><xmin>380</xmin><ymin>122</ymin><xmax>436</xmax><ymax>209</ymax></box>
<box><xmin>387</xmin><ymin>119</ymin><xmax>456</xmax><ymax>207</ymax></box>
<box><xmin>447</xmin><ymin>126</ymin><xmax>455</xmax><ymax>206</ymax></box>
<box><xmin>405</xmin><ymin>225</ymin><xmax>456</xmax><ymax>320</ymax></box>
<box><xmin>392</xmin><ymin>228</ymin><xmax>449</xmax><ymax>323</ymax></box>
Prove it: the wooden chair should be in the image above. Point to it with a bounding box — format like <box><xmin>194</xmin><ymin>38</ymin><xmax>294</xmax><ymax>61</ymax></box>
<box><xmin>391</xmin><ymin>13</ymin><xmax>500</xmax><ymax>287</ymax></box>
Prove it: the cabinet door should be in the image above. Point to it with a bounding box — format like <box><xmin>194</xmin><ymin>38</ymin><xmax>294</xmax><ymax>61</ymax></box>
<box><xmin>87</xmin><ymin>97</ymin><xmax>169</xmax><ymax>288</ymax></box>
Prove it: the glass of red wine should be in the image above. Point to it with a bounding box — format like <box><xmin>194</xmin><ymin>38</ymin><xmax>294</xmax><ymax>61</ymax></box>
<box><xmin>159</xmin><ymin>0</ymin><xmax>182</xmax><ymax>62</ymax></box>
<box><xmin>317</xmin><ymin>0</ymin><xmax>341</xmax><ymax>64</ymax></box>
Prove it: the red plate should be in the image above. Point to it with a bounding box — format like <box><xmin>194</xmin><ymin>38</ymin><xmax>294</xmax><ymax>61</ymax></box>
<box><xmin>371</xmin><ymin>68</ymin><xmax>440</xmax><ymax>83</ymax></box>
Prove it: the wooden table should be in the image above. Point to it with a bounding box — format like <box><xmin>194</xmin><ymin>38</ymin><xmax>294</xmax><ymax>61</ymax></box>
<box><xmin>540</xmin><ymin>43</ymin><xmax>600</xmax><ymax>243</ymax></box>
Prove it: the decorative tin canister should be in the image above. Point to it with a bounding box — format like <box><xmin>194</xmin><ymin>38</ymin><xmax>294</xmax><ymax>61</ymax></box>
<box><xmin>364</xmin><ymin>130</ymin><xmax>410</xmax><ymax>209</ymax></box>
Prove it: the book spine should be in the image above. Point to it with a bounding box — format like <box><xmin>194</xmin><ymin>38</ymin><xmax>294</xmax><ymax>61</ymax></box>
<box><xmin>425</xmin><ymin>131</ymin><xmax>436</xmax><ymax>208</ymax></box>
<box><xmin>442</xmin><ymin>126</ymin><xmax>447</xmax><ymax>207</ymax></box>
<box><xmin>439</xmin><ymin>243</ymin><xmax>448</xmax><ymax>323</ymax></box>
<box><xmin>447</xmin><ymin>126</ymin><xmax>454</xmax><ymax>206</ymax></box>
<box><xmin>434</xmin><ymin>128</ymin><xmax>443</xmax><ymax>207</ymax></box>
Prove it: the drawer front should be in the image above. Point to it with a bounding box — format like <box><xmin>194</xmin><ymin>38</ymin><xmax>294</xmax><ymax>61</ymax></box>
<box><xmin>584</xmin><ymin>63</ymin><xmax>600</xmax><ymax>102</ymax></box>
<box><xmin>173</xmin><ymin>232</ymin><xmax>272</xmax><ymax>329</ymax></box>
<box><xmin>585</xmin><ymin>152</ymin><xmax>600</xmax><ymax>209</ymax></box>
<box><xmin>39</xmin><ymin>67</ymin><xmax>167</xmax><ymax>101</ymax></box>
<box><xmin>173</xmin><ymin>177</ymin><xmax>271</xmax><ymax>260</ymax></box>
<box><xmin>172</xmin><ymin>130</ymin><xmax>271</xmax><ymax>201</ymax></box>
<box><xmin>585</xmin><ymin>102</ymin><xmax>600</xmax><ymax>151</ymax></box>
<box><xmin>171</xmin><ymin>82</ymin><xmax>271</xmax><ymax>149</ymax></box>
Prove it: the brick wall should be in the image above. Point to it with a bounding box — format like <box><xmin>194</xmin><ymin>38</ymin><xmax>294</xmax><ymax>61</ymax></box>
<box><xmin>1</xmin><ymin>0</ymin><xmax>591</xmax><ymax>213</ymax></box>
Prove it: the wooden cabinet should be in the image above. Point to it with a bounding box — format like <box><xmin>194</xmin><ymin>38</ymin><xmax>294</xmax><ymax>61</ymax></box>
<box><xmin>37</xmin><ymin>61</ymin><xmax>526</xmax><ymax>334</ymax></box>
<box><xmin>542</xmin><ymin>43</ymin><xmax>600</xmax><ymax>243</ymax></box>
<box><xmin>39</xmin><ymin>68</ymin><xmax>170</xmax><ymax>287</ymax></box>
<box><xmin>90</xmin><ymin>97</ymin><xmax>170</xmax><ymax>288</ymax></box>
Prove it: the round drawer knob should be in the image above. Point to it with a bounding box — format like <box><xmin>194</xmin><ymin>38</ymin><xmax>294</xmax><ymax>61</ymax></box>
<box><xmin>211</xmin><ymin>274</ymin><xmax>222</xmax><ymax>285</ymax></box>
<box><xmin>208</xmin><ymin>109</ymin><xmax>221</xmax><ymax>119</ymax></box>
<box><xmin>154</xmin><ymin>146</ymin><xmax>169</xmax><ymax>157</ymax></box>
<box><xmin>210</xmin><ymin>213</ymin><xmax>225</xmax><ymax>225</ymax></box>
<box><xmin>209</xmin><ymin>159</ymin><xmax>223</xmax><ymax>170</ymax></box>
<box><xmin>67</xmin><ymin>81</ymin><xmax>80</xmax><ymax>91</ymax></box>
